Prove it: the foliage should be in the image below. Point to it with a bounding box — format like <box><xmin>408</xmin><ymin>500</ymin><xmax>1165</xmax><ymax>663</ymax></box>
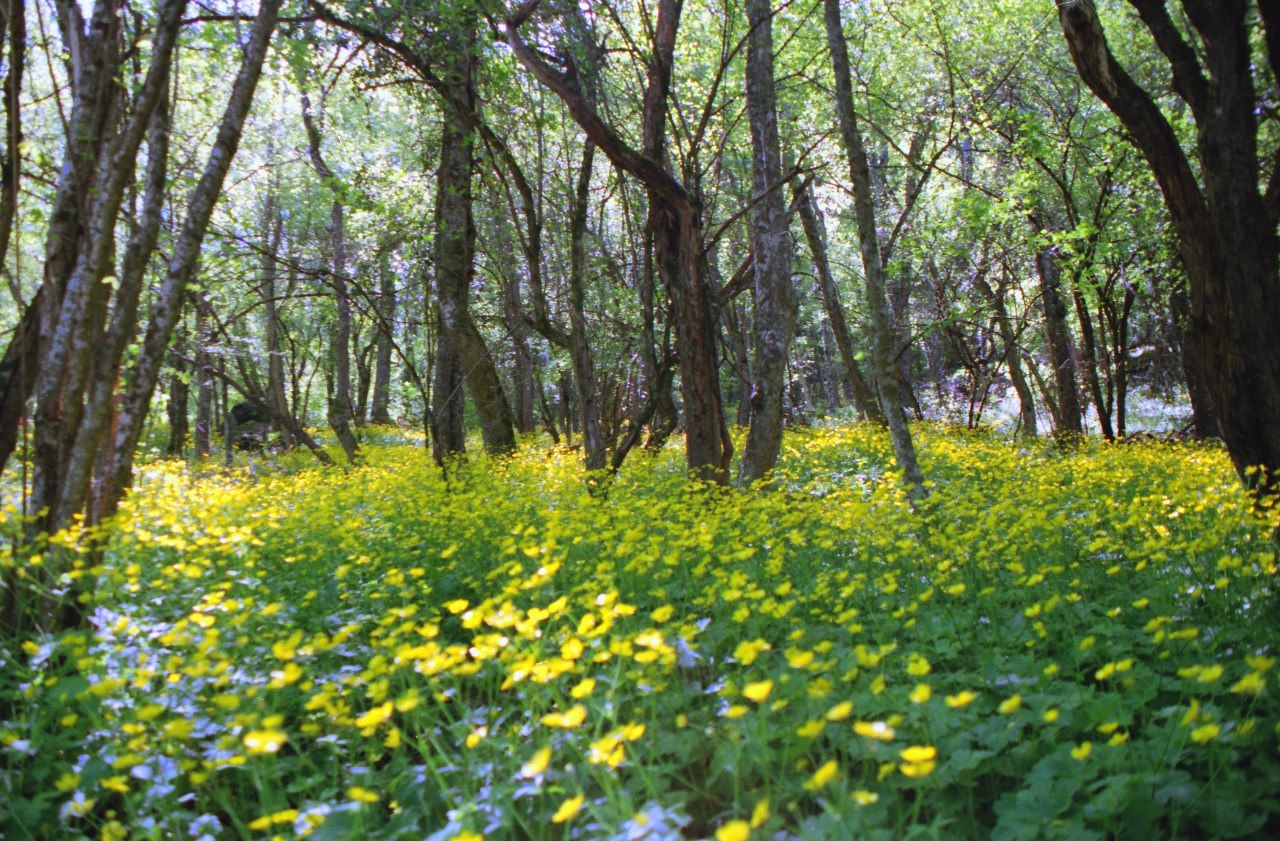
<box><xmin>2</xmin><ymin>424</ymin><xmax>1278</xmax><ymax>839</ymax></box>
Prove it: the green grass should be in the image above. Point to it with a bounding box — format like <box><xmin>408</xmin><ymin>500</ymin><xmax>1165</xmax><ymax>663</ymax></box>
<box><xmin>2</xmin><ymin>423</ymin><xmax>1278</xmax><ymax>840</ymax></box>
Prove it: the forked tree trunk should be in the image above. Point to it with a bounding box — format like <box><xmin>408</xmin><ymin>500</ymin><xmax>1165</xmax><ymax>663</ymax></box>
<box><xmin>507</xmin><ymin>0</ymin><xmax>730</xmax><ymax>483</ymax></box>
<box><xmin>1058</xmin><ymin>0</ymin><xmax>1280</xmax><ymax>493</ymax></box>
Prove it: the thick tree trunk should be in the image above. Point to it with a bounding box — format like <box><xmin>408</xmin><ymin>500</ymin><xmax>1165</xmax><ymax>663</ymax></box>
<box><xmin>823</xmin><ymin>0</ymin><xmax>925</xmax><ymax>498</ymax></box>
<box><xmin>738</xmin><ymin>0</ymin><xmax>798</xmax><ymax>485</ymax></box>
<box><xmin>435</xmin><ymin>18</ymin><xmax>516</xmax><ymax>457</ymax></box>
<box><xmin>1058</xmin><ymin>0</ymin><xmax>1280</xmax><ymax>492</ymax></box>
<box><xmin>431</xmin><ymin>322</ymin><xmax>467</xmax><ymax>461</ymax></box>
<box><xmin>1170</xmin><ymin>284</ymin><xmax>1219</xmax><ymax>438</ymax></box>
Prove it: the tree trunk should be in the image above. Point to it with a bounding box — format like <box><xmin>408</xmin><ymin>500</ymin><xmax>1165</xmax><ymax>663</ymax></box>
<box><xmin>1072</xmin><ymin>285</ymin><xmax>1113</xmax><ymax>439</ymax></box>
<box><xmin>1034</xmin><ymin>244</ymin><xmax>1083</xmax><ymax>438</ymax></box>
<box><xmin>738</xmin><ymin>0</ymin><xmax>798</xmax><ymax>485</ymax></box>
<box><xmin>431</xmin><ymin>321</ymin><xmax>467</xmax><ymax>461</ymax></box>
<box><xmin>0</xmin><ymin>0</ymin><xmax>25</xmax><ymax>293</ymax></box>
<box><xmin>567</xmin><ymin>142</ymin><xmax>606</xmax><ymax>471</ymax></box>
<box><xmin>1058</xmin><ymin>0</ymin><xmax>1280</xmax><ymax>492</ymax></box>
<box><xmin>1170</xmin><ymin>284</ymin><xmax>1219</xmax><ymax>438</ymax></box>
<box><xmin>195</xmin><ymin>293</ymin><xmax>213</xmax><ymax>458</ymax></box>
<box><xmin>369</xmin><ymin>262</ymin><xmax>396</xmax><ymax>425</ymax></box>
<box><xmin>301</xmin><ymin>89</ymin><xmax>359</xmax><ymax>463</ymax></box>
<box><xmin>262</xmin><ymin>196</ymin><xmax>294</xmax><ymax>446</ymax></box>
<box><xmin>977</xmin><ymin>270</ymin><xmax>1037</xmax><ymax>437</ymax></box>
<box><xmin>506</xmin><ymin>0</ymin><xmax>730</xmax><ymax>483</ymax></box>
<box><xmin>823</xmin><ymin>0</ymin><xmax>925</xmax><ymax>499</ymax></box>
<box><xmin>794</xmin><ymin>177</ymin><xmax>882</xmax><ymax>422</ymax></box>
<box><xmin>435</xmin><ymin>16</ymin><xmax>517</xmax><ymax>457</ymax></box>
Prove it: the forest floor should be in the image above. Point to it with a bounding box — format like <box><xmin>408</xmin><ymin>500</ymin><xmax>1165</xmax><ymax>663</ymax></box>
<box><xmin>2</xmin><ymin>423</ymin><xmax>1279</xmax><ymax>840</ymax></box>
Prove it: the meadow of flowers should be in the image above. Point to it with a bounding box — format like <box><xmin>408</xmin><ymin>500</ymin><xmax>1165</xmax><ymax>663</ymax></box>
<box><xmin>2</xmin><ymin>423</ymin><xmax>1278</xmax><ymax>840</ymax></box>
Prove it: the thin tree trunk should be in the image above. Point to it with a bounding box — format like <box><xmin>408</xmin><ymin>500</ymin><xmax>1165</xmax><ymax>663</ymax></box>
<box><xmin>1072</xmin><ymin>284</ymin><xmax>1114</xmax><ymax>439</ymax></box>
<box><xmin>98</xmin><ymin>0</ymin><xmax>281</xmax><ymax>524</ymax></box>
<box><xmin>301</xmin><ymin>89</ymin><xmax>359</xmax><ymax>463</ymax></box>
<box><xmin>262</xmin><ymin>196</ymin><xmax>293</xmax><ymax>445</ymax></box>
<box><xmin>1035</xmin><ymin>244</ymin><xmax>1083</xmax><ymax>438</ymax></box>
<box><xmin>823</xmin><ymin>0</ymin><xmax>925</xmax><ymax>499</ymax></box>
<box><xmin>794</xmin><ymin>177</ymin><xmax>882</xmax><ymax>422</ymax></box>
<box><xmin>0</xmin><ymin>0</ymin><xmax>25</xmax><ymax>291</ymax></box>
<box><xmin>369</xmin><ymin>262</ymin><xmax>396</xmax><ymax>425</ymax></box>
<box><xmin>506</xmin><ymin>0</ymin><xmax>730</xmax><ymax>483</ymax></box>
<box><xmin>977</xmin><ymin>270</ymin><xmax>1037</xmax><ymax>437</ymax></box>
<box><xmin>194</xmin><ymin>293</ymin><xmax>213</xmax><ymax>458</ymax></box>
<box><xmin>739</xmin><ymin>0</ymin><xmax>798</xmax><ymax>485</ymax></box>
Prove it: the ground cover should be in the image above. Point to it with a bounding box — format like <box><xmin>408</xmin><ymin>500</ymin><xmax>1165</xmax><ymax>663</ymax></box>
<box><xmin>2</xmin><ymin>423</ymin><xmax>1278</xmax><ymax>840</ymax></box>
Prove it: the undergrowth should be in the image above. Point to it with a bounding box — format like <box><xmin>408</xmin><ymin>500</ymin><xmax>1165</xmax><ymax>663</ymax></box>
<box><xmin>2</xmin><ymin>423</ymin><xmax>1278</xmax><ymax>840</ymax></box>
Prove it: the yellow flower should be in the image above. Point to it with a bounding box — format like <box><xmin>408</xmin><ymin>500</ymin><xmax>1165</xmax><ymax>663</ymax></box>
<box><xmin>945</xmin><ymin>691</ymin><xmax>978</xmax><ymax>709</ymax></box>
<box><xmin>853</xmin><ymin>720</ymin><xmax>895</xmax><ymax>741</ymax></box>
<box><xmin>1071</xmin><ymin>741</ymin><xmax>1092</xmax><ymax>761</ymax></box>
<box><xmin>355</xmin><ymin>702</ymin><xmax>394</xmax><ymax>730</ymax></box>
<box><xmin>899</xmin><ymin>745</ymin><xmax>937</xmax><ymax>763</ymax></box>
<box><xmin>551</xmin><ymin>793</ymin><xmax>585</xmax><ymax>823</ymax></box>
<box><xmin>1190</xmin><ymin>723</ymin><xmax>1220</xmax><ymax>743</ymax></box>
<box><xmin>541</xmin><ymin>705</ymin><xmax>587</xmax><ymax>728</ymax></box>
<box><xmin>909</xmin><ymin>683</ymin><xmax>932</xmax><ymax>704</ymax></box>
<box><xmin>750</xmin><ymin>799</ymin><xmax>769</xmax><ymax>827</ymax></box>
<box><xmin>715</xmin><ymin>820</ymin><xmax>751</xmax><ymax>841</ymax></box>
<box><xmin>242</xmin><ymin>728</ymin><xmax>287</xmax><ymax>754</ymax></box>
<box><xmin>570</xmin><ymin>678</ymin><xmax>596</xmax><ymax>699</ymax></box>
<box><xmin>906</xmin><ymin>654</ymin><xmax>931</xmax><ymax>676</ymax></box>
<box><xmin>998</xmin><ymin>694</ymin><xmax>1022</xmax><ymax>714</ymax></box>
<box><xmin>825</xmin><ymin>701</ymin><xmax>854</xmax><ymax>721</ymax></box>
<box><xmin>852</xmin><ymin>789</ymin><xmax>879</xmax><ymax>806</ymax></box>
<box><xmin>521</xmin><ymin>746</ymin><xmax>552</xmax><ymax>778</ymax></box>
<box><xmin>1231</xmin><ymin>672</ymin><xmax>1266</xmax><ymax>695</ymax></box>
<box><xmin>804</xmin><ymin>759</ymin><xmax>840</xmax><ymax>790</ymax></box>
<box><xmin>100</xmin><ymin>775</ymin><xmax>130</xmax><ymax>793</ymax></box>
<box><xmin>743</xmin><ymin>680</ymin><xmax>773</xmax><ymax>703</ymax></box>
<box><xmin>347</xmin><ymin>786</ymin><xmax>380</xmax><ymax>803</ymax></box>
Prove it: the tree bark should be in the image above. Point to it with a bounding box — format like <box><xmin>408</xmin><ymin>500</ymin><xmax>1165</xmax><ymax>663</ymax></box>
<box><xmin>1034</xmin><ymin>244</ymin><xmax>1083</xmax><ymax>438</ymax></box>
<box><xmin>99</xmin><ymin>0</ymin><xmax>281</xmax><ymax>523</ymax></box>
<box><xmin>434</xmin><ymin>14</ymin><xmax>517</xmax><ymax>457</ymax></box>
<box><xmin>506</xmin><ymin>0</ymin><xmax>731</xmax><ymax>483</ymax></box>
<box><xmin>1058</xmin><ymin>0</ymin><xmax>1280</xmax><ymax>492</ymax></box>
<box><xmin>738</xmin><ymin>0</ymin><xmax>798</xmax><ymax>485</ymax></box>
<box><xmin>794</xmin><ymin>177</ymin><xmax>882</xmax><ymax>422</ymax></box>
<box><xmin>823</xmin><ymin>0</ymin><xmax>925</xmax><ymax>498</ymax></box>
<box><xmin>301</xmin><ymin>89</ymin><xmax>359</xmax><ymax>463</ymax></box>
<box><xmin>369</xmin><ymin>261</ymin><xmax>396</xmax><ymax>425</ymax></box>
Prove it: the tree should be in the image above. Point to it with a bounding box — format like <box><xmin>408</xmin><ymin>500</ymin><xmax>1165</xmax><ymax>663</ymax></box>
<box><xmin>822</xmin><ymin>0</ymin><xmax>926</xmax><ymax>499</ymax></box>
<box><xmin>1057</xmin><ymin>0</ymin><xmax>1280</xmax><ymax>492</ymax></box>
<box><xmin>738</xmin><ymin>0</ymin><xmax>798</xmax><ymax>485</ymax></box>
